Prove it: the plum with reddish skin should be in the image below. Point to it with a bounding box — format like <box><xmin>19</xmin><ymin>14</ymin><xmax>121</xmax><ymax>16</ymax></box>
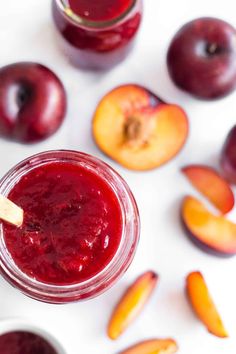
<box><xmin>167</xmin><ymin>18</ymin><xmax>236</xmax><ymax>99</ymax></box>
<box><xmin>221</xmin><ymin>125</ymin><xmax>236</xmax><ymax>184</ymax></box>
<box><xmin>0</xmin><ymin>62</ymin><xmax>67</xmax><ymax>143</ymax></box>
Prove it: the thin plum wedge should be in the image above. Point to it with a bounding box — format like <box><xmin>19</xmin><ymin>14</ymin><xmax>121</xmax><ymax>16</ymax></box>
<box><xmin>186</xmin><ymin>271</ymin><xmax>228</xmax><ymax>338</ymax></box>
<box><xmin>182</xmin><ymin>165</ymin><xmax>234</xmax><ymax>214</ymax></box>
<box><xmin>107</xmin><ymin>271</ymin><xmax>158</xmax><ymax>340</ymax></box>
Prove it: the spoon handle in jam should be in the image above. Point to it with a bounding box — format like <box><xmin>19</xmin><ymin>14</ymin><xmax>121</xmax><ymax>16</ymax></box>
<box><xmin>0</xmin><ymin>195</ymin><xmax>23</xmax><ymax>227</ymax></box>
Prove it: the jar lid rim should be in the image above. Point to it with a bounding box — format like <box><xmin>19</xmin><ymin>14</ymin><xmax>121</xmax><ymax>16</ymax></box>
<box><xmin>55</xmin><ymin>0</ymin><xmax>137</xmax><ymax>29</ymax></box>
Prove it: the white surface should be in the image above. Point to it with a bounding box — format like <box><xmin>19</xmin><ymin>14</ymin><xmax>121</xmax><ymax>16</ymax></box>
<box><xmin>0</xmin><ymin>0</ymin><xmax>236</xmax><ymax>353</ymax></box>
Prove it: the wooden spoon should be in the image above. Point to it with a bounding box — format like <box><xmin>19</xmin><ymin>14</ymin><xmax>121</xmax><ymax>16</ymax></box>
<box><xmin>0</xmin><ymin>195</ymin><xmax>23</xmax><ymax>227</ymax></box>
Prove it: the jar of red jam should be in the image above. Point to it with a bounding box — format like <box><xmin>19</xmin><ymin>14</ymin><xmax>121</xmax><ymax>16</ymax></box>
<box><xmin>0</xmin><ymin>151</ymin><xmax>139</xmax><ymax>303</ymax></box>
<box><xmin>52</xmin><ymin>0</ymin><xmax>143</xmax><ymax>70</ymax></box>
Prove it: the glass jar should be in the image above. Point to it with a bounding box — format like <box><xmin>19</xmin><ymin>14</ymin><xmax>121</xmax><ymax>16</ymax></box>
<box><xmin>52</xmin><ymin>0</ymin><xmax>143</xmax><ymax>70</ymax></box>
<box><xmin>0</xmin><ymin>151</ymin><xmax>140</xmax><ymax>303</ymax></box>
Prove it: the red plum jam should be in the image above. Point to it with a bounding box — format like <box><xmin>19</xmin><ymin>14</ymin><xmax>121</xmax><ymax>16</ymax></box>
<box><xmin>0</xmin><ymin>151</ymin><xmax>139</xmax><ymax>303</ymax></box>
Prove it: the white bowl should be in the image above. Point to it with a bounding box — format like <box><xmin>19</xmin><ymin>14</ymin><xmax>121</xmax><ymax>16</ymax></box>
<box><xmin>0</xmin><ymin>318</ymin><xmax>66</xmax><ymax>354</ymax></box>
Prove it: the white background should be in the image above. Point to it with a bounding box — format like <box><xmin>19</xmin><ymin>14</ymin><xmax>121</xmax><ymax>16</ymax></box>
<box><xmin>0</xmin><ymin>0</ymin><xmax>236</xmax><ymax>353</ymax></box>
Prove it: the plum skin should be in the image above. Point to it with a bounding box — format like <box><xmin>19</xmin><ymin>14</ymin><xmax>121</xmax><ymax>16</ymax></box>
<box><xmin>221</xmin><ymin>125</ymin><xmax>236</xmax><ymax>184</ymax></box>
<box><xmin>167</xmin><ymin>17</ymin><xmax>236</xmax><ymax>100</ymax></box>
<box><xmin>0</xmin><ymin>62</ymin><xmax>67</xmax><ymax>143</ymax></box>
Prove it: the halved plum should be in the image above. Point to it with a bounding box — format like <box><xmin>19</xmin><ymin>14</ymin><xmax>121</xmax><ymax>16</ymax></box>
<box><xmin>93</xmin><ymin>85</ymin><xmax>188</xmax><ymax>171</ymax></box>
<box><xmin>182</xmin><ymin>165</ymin><xmax>234</xmax><ymax>214</ymax></box>
<box><xmin>181</xmin><ymin>196</ymin><xmax>236</xmax><ymax>256</ymax></box>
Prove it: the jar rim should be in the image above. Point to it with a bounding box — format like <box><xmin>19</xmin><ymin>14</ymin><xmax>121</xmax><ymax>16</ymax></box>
<box><xmin>54</xmin><ymin>0</ymin><xmax>137</xmax><ymax>29</ymax></box>
<box><xmin>0</xmin><ymin>150</ymin><xmax>140</xmax><ymax>303</ymax></box>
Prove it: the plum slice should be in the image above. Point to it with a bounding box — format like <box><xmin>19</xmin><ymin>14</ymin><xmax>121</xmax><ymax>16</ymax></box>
<box><xmin>182</xmin><ymin>165</ymin><xmax>234</xmax><ymax>214</ymax></box>
<box><xmin>119</xmin><ymin>338</ymin><xmax>178</xmax><ymax>354</ymax></box>
<box><xmin>107</xmin><ymin>271</ymin><xmax>158</xmax><ymax>340</ymax></box>
<box><xmin>186</xmin><ymin>271</ymin><xmax>228</xmax><ymax>338</ymax></box>
<box><xmin>182</xmin><ymin>196</ymin><xmax>236</xmax><ymax>256</ymax></box>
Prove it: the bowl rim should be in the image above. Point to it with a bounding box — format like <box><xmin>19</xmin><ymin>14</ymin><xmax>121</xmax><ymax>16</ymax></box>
<box><xmin>0</xmin><ymin>317</ymin><xmax>66</xmax><ymax>354</ymax></box>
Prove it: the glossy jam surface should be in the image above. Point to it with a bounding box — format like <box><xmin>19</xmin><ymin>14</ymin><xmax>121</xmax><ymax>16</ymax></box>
<box><xmin>0</xmin><ymin>331</ymin><xmax>57</xmax><ymax>354</ymax></box>
<box><xmin>68</xmin><ymin>0</ymin><xmax>133</xmax><ymax>22</ymax></box>
<box><xmin>52</xmin><ymin>0</ymin><xmax>142</xmax><ymax>69</ymax></box>
<box><xmin>3</xmin><ymin>162</ymin><xmax>122</xmax><ymax>285</ymax></box>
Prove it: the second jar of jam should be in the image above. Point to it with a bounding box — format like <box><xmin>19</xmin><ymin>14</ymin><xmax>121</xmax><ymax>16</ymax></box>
<box><xmin>52</xmin><ymin>0</ymin><xmax>143</xmax><ymax>70</ymax></box>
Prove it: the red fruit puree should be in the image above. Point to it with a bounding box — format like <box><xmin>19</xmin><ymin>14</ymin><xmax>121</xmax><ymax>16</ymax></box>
<box><xmin>0</xmin><ymin>332</ymin><xmax>57</xmax><ymax>354</ymax></box>
<box><xmin>3</xmin><ymin>162</ymin><xmax>122</xmax><ymax>285</ymax></box>
<box><xmin>68</xmin><ymin>0</ymin><xmax>133</xmax><ymax>22</ymax></box>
